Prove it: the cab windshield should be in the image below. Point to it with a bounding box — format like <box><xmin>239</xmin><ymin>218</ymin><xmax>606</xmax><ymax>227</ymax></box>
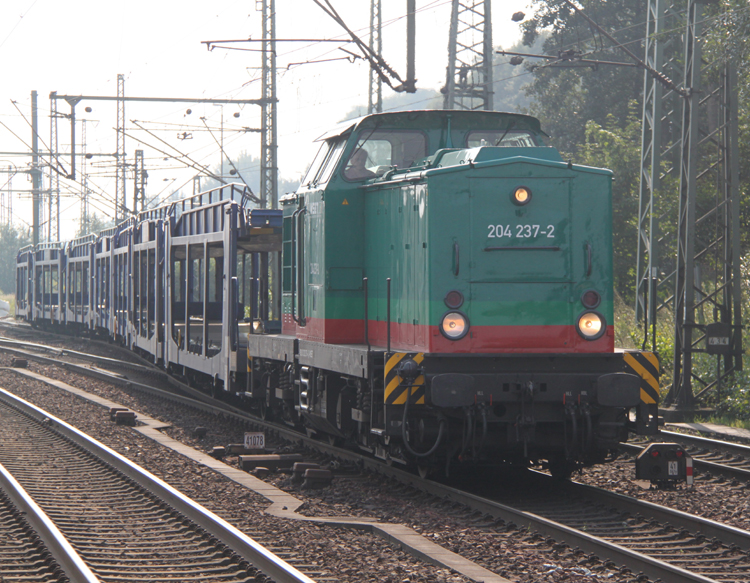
<box><xmin>344</xmin><ymin>129</ymin><xmax>427</xmax><ymax>181</ymax></box>
<box><xmin>466</xmin><ymin>130</ymin><xmax>539</xmax><ymax>148</ymax></box>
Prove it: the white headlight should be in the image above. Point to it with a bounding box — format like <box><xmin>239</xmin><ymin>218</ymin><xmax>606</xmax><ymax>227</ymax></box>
<box><xmin>441</xmin><ymin>311</ymin><xmax>469</xmax><ymax>340</ymax></box>
<box><xmin>577</xmin><ymin>311</ymin><xmax>604</xmax><ymax>340</ymax></box>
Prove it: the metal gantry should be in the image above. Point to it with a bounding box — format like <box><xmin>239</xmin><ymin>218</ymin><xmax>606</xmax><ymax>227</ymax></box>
<box><xmin>134</xmin><ymin>149</ymin><xmax>146</xmax><ymax>214</ymax></box>
<box><xmin>637</xmin><ymin>0</ymin><xmax>742</xmax><ymax>410</ymax></box>
<box><xmin>30</xmin><ymin>91</ymin><xmax>42</xmax><ymax>247</ymax></box>
<box><xmin>260</xmin><ymin>0</ymin><xmax>278</xmax><ymax>211</ymax></box>
<box><xmin>368</xmin><ymin>0</ymin><xmax>383</xmax><ymax>114</ymax></box>
<box><xmin>443</xmin><ymin>0</ymin><xmax>494</xmax><ymax>111</ymax></box>
<box><xmin>115</xmin><ymin>74</ymin><xmax>126</xmax><ymax>221</ymax></box>
<box><xmin>635</xmin><ymin>0</ymin><xmax>683</xmax><ymax>329</ymax></box>
<box><xmin>48</xmin><ymin>95</ymin><xmax>60</xmax><ymax>241</ymax></box>
<box><xmin>80</xmin><ymin>119</ymin><xmax>89</xmax><ymax>234</ymax></box>
<box><xmin>49</xmin><ymin>90</ymin><xmax>264</xmax><ymax>224</ymax></box>
<box><xmin>259</xmin><ymin>0</ymin><xmax>279</xmax><ymax>320</ymax></box>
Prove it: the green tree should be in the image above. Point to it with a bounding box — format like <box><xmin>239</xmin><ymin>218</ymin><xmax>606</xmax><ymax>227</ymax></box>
<box><xmin>76</xmin><ymin>213</ymin><xmax>115</xmax><ymax>238</ymax></box>
<box><xmin>700</xmin><ymin>0</ymin><xmax>750</xmax><ymax>255</ymax></box>
<box><xmin>493</xmin><ymin>34</ymin><xmax>547</xmax><ymax>113</ymax></box>
<box><xmin>577</xmin><ymin>103</ymin><xmax>642</xmax><ymax>301</ymax></box>
<box><xmin>0</xmin><ymin>224</ymin><xmax>31</xmax><ymax>294</ymax></box>
<box><xmin>519</xmin><ymin>0</ymin><xmax>646</xmax><ymax>157</ymax></box>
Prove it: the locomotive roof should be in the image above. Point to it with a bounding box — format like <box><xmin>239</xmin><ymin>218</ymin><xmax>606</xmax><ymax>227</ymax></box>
<box><xmin>316</xmin><ymin>109</ymin><xmax>546</xmax><ymax>141</ymax></box>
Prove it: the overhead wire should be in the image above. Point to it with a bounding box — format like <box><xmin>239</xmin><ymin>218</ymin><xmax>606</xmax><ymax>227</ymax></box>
<box><xmin>0</xmin><ymin>0</ymin><xmax>40</xmax><ymax>51</ymax></box>
<box><xmin>128</xmin><ymin>121</ymin><xmax>225</xmax><ymax>183</ymax></box>
<box><xmin>9</xmin><ymin>99</ymin><xmax>70</xmax><ymax>178</ymax></box>
<box><xmin>9</xmin><ymin>1</ymin><xmax>742</xmax><ymax>239</ymax></box>
<box><xmin>198</xmin><ymin>117</ymin><xmax>258</xmax><ymax>200</ymax></box>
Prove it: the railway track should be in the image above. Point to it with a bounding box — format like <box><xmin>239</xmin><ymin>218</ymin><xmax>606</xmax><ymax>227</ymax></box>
<box><xmin>623</xmin><ymin>430</ymin><xmax>750</xmax><ymax>482</ymax></box>
<box><xmin>0</xmin><ymin>388</ymin><xmax>313</xmax><ymax>583</ymax></box>
<box><xmin>0</xmin><ymin>472</ymin><xmax>72</xmax><ymax>582</ymax></box>
<box><xmin>480</xmin><ymin>473</ymin><xmax>750</xmax><ymax>583</ymax></box>
<box><xmin>5</xmin><ymin>326</ymin><xmax>750</xmax><ymax>582</ymax></box>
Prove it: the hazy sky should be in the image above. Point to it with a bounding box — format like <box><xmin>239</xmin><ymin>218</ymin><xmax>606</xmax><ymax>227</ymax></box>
<box><xmin>0</xmin><ymin>0</ymin><xmax>530</xmax><ymax>238</ymax></box>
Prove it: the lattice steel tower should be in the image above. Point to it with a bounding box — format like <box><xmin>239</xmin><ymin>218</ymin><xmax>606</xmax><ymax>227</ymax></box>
<box><xmin>636</xmin><ymin>0</ymin><xmax>683</xmax><ymax>327</ymax></box>
<box><xmin>636</xmin><ymin>0</ymin><xmax>742</xmax><ymax>410</ymax></box>
<box><xmin>49</xmin><ymin>95</ymin><xmax>60</xmax><ymax>241</ymax></box>
<box><xmin>260</xmin><ymin>0</ymin><xmax>277</xmax><ymax>210</ymax></box>
<box><xmin>134</xmin><ymin>149</ymin><xmax>146</xmax><ymax>214</ymax></box>
<box><xmin>115</xmin><ymin>74</ymin><xmax>126</xmax><ymax>220</ymax></box>
<box><xmin>443</xmin><ymin>0</ymin><xmax>494</xmax><ymax>111</ymax></box>
<box><xmin>80</xmin><ymin>119</ymin><xmax>90</xmax><ymax>234</ymax></box>
<box><xmin>368</xmin><ymin>0</ymin><xmax>383</xmax><ymax>114</ymax></box>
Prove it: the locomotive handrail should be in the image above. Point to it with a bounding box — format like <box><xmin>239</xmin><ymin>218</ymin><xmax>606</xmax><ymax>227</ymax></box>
<box><xmin>363</xmin><ymin>277</ymin><xmax>370</xmax><ymax>349</ymax></box>
<box><xmin>291</xmin><ymin>207</ymin><xmax>306</xmax><ymax>326</ymax></box>
<box><xmin>585</xmin><ymin>242</ymin><xmax>593</xmax><ymax>277</ymax></box>
<box><xmin>386</xmin><ymin>277</ymin><xmax>391</xmax><ymax>353</ymax></box>
<box><xmin>484</xmin><ymin>245</ymin><xmax>561</xmax><ymax>251</ymax></box>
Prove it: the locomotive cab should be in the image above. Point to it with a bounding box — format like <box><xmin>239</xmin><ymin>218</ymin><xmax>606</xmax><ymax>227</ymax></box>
<box><xmin>260</xmin><ymin>110</ymin><xmax>659</xmax><ymax>476</ymax></box>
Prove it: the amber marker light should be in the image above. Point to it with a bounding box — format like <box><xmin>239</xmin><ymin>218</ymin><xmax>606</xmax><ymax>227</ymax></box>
<box><xmin>512</xmin><ymin>186</ymin><xmax>531</xmax><ymax>205</ymax></box>
<box><xmin>444</xmin><ymin>290</ymin><xmax>464</xmax><ymax>309</ymax></box>
<box><xmin>581</xmin><ymin>289</ymin><xmax>601</xmax><ymax>309</ymax></box>
<box><xmin>577</xmin><ymin>311</ymin><xmax>605</xmax><ymax>340</ymax></box>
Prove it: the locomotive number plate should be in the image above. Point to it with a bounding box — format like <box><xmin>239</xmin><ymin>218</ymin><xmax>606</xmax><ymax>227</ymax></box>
<box><xmin>244</xmin><ymin>432</ymin><xmax>266</xmax><ymax>450</ymax></box>
<box><xmin>487</xmin><ymin>224</ymin><xmax>556</xmax><ymax>239</ymax></box>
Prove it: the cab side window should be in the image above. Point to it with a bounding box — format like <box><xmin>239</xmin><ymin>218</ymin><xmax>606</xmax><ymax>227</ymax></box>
<box><xmin>301</xmin><ymin>138</ymin><xmax>346</xmax><ymax>187</ymax></box>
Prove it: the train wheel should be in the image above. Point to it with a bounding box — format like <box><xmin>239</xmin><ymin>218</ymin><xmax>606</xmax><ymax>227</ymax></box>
<box><xmin>548</xmin><ymin>459</ymin><xmax>574</xmax><ymax>480</ymax></box>
<box><xmin>260</xmin><ymin>398</ymin><xmax>273</xmax><ymax>421</ymax></box>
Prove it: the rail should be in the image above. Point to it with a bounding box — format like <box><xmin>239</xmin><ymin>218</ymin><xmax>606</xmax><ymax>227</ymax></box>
<box><xmin>0</xmin><ymin>388</ymin><xmax>316</xmax><ymax>583</ymax></box>
<box><xmin>0</xmin><ymin>462</ymin><xmax>100</xmax><ymax>583</ymax></box>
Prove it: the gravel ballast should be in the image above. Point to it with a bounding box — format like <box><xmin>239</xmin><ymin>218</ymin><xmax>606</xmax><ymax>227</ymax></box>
<box><xmin>1</xmin><ymin>342</ymin><xmax>733</xmax><ymax>583</ymax></box>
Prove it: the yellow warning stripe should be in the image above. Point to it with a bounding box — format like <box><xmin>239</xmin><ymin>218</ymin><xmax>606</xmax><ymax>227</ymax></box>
<box><xmin>384</xmin><ymin>352</ymin><xmax>425</xmax><ymax>405</ymax></box>
<box><xmin>386</xmin><ymin>352</ymin><xmax>404</xmax><ymax>371</ymax></box>
<box><xmin>642</xmin><ymin>351</ymin><xmax>659</xmax><ymax>371</ymax></box>
<box><xmin>640</xmin><ymin>388</ymin><xmax>657</xmax><ymax>405</ymax></box>
<box><xmin>624</xmin><ymin>353</ymin><xmax>659</xmax><ymax>393</ymax></box>
<box><xmin>390</xmin><ymin>377</ymin><xmax>425</xmax><ymax>405</ymax></box>
<box><xmin>385</xmin><ymin>353</ymin><xmax>424</xmax><ymax>375</ymax></box>
<box><xmin>386</xmin><ymin>375</ymin><xmax>402</xmax><ymax>395</ymax></box>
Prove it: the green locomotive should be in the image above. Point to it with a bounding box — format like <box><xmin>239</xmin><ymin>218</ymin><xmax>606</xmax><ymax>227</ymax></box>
<box><xmin>249</xmin><ymin>110</ymin><xmax>658</xmax><ymax>477</ymax></box>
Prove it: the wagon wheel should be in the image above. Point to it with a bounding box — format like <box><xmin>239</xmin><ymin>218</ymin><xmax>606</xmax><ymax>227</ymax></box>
<box><xmin>417</xmin><ymin>464</ymin><xmax>432</xmax><ymax>479</ymax></box>
<box><xmin>259</xmin><ymin>396</ymin><xmax>273</xmax><ymax>421</ymax></box>
<box><xmin>547</xmin><ymin>459</ymin><xmax>574</xmax><ymax>480</ymax></box>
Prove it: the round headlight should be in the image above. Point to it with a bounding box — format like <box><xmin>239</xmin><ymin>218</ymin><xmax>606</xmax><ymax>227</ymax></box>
<box><xmin>577</xmin><ymin>311</ymin><xmax>605</xmax><ymax>340</ymax></box>
<box><xmin>512</xmin><ymin>186</ymin><xmax>531</xmax><ymax>205</ymax></box>
<box><xmin>440</xmin><ymin>311</ymin><xmax>469</xmax><ymax>340</ymax></box>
